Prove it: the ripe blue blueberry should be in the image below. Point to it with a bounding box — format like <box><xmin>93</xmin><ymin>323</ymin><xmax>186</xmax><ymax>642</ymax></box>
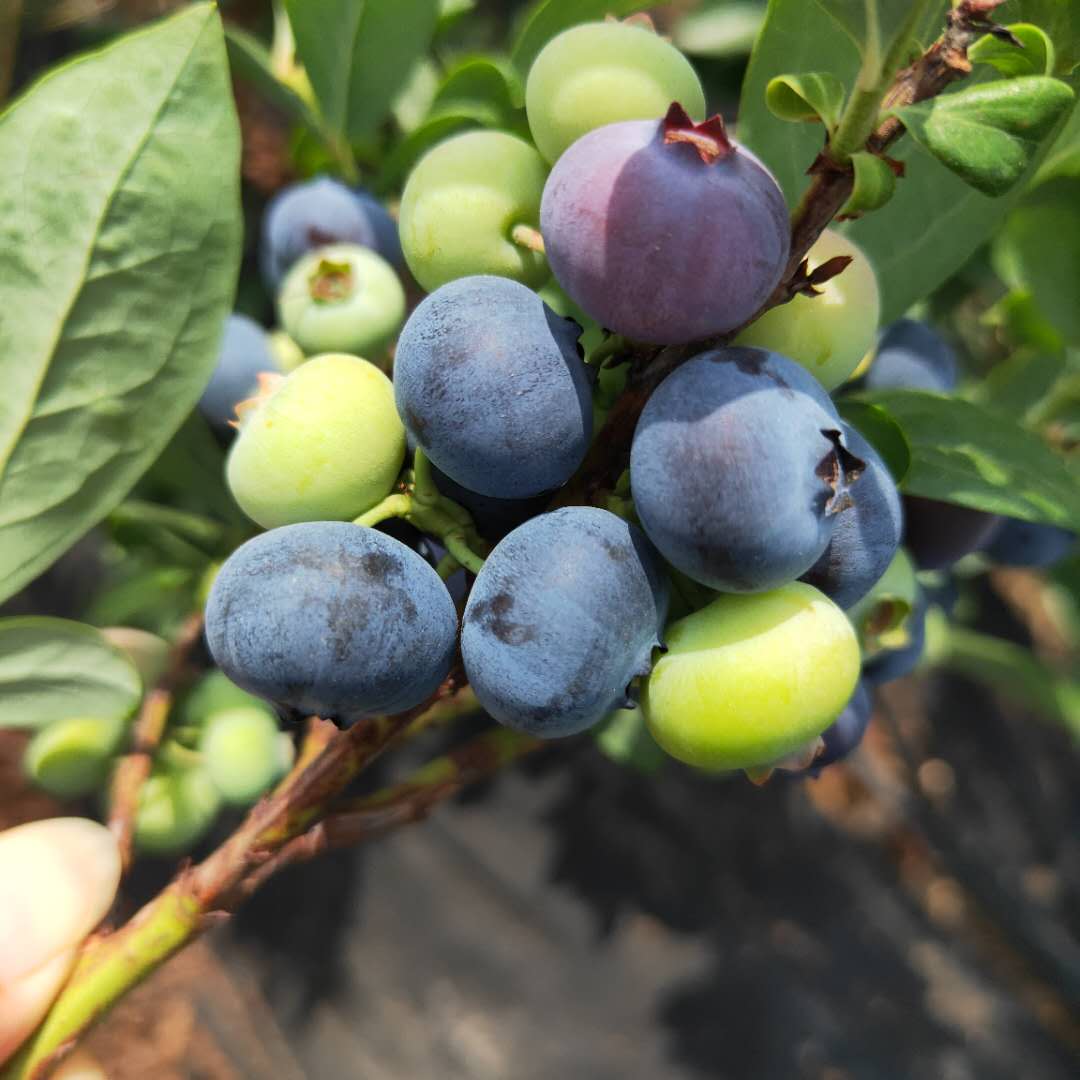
<box><xmin>198</xmin><ymin>314</ymin><xmax>280</xmax><ymax>431</ymax></box>
<box><xmin>801</xmin><ymin>424</ymin><xmax>903</xmax><ymax>609</ymax></box>
<box><xmin>793</xmin><ymin>679</ymin><xmax>873</xmax><ymax>776</ymax></box>
<box><xmin>903</xmin><ymin>495</ymin><xmax>1002</xmax><ymax>570</ymax></box>
<box><xmin>865</xmin><ymin>319</ymin><xmax>958</xmax><ymax>393</ymax></box>
<box><xmin>461</xmin><ymin>507</ymin><xmax>668</xmax><ymax>738</ymax></box>
<box><xmin>260</xmin><ymin>177</ymin><xmax>400</xmax><ymax>290</ymax></box>
<box><xmin>983</xmin><ymin>518</ymin><xmax>1076</xmax><ymax>567</ymax></box>
<box><xmin>630</xmin><ymin>348</ymin><xmax>859</xmax><ymax>593</ymax></box>
<box><xmin>205</xmin><ymin>522</ymin><xmax>458</xmax><ymax>722</ymax></box>
<box><xmin>394</xmin><ymin>275</ymin><xmax>592</xmax><ymax>499</ymax></box>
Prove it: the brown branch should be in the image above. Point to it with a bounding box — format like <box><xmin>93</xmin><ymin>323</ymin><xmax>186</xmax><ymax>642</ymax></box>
<box><xmin>234</xmin><ymin>725</ymin><xmax>542</xmax><ymax>901</ymax></box>
<box><xmin>5</xmin><ymin>673</ymin><xmax>472</xmax><ymax>1080</ymax></box>
<box><xmin>557</xmin><ymin>0</ymin><xmax>1006</xmax><ymax>507</ymax></box>
<box><xmin>107</xmin><ymin>611</ymin><xmax>206</xmax><ymax>874</ymax></box>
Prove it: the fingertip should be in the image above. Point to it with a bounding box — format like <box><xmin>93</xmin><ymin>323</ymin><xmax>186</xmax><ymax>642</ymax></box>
<box><xmin>0</xmin><ymin>948</ymin><xmax>76</xmax><ymax>1065</ymax></box>
<box><xmin>0</xmin><ymin>818</ymin><xmax>120</xmax><ymax>985</ymax></box>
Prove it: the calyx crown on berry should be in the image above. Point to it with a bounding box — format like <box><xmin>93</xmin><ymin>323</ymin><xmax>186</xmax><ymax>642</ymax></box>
<box><xmin>662</xmin><ymin>102</ymin><xmax>735</xmax><ymax>164</ymax></box>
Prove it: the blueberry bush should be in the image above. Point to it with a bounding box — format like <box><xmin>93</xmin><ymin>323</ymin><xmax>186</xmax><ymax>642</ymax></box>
<box><xmin>0</xmin><ymin>0</ymin><xmax>1078</xmax><ymax>1073</ymax></box>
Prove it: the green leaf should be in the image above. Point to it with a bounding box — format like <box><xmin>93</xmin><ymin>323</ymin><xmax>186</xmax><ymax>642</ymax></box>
<box><xmin>999</xmin><ymin>0</ymin><xmax>1080</xmax><ymax>75</ymax></box>
<box><xmin>857</xmin><ymin>389</ymin><xmax>1080</xmax><ymax>527</ymax></box>
<box><xmin>837</xmin><ymin>400</ymin><xmax>911</xmax><ymax>481</ymax></box>
<box><xmin>224</xmin><ymin>25</ymin><xmax>323</xmax><ymax>134</ymax></box>
<box><xmin>431</xmin><ymin>56</ymin><xmax>524</xmax><ymax>124</ymax></box>
<box><xmin>975</xmin><ymin>350</ymin><xmax>1070</xmax><ymax>424</ymax></box>
<box><xmin>993</xmin><ymin>176</ymin><xmax>1080</xmax><ymax>341</ymax></box>
<box><xmin>594</xmin><ymin>705</ymin><xmax>666</xmax><ymax>774</ymax></box>
<box><xmin>890</xmin><ymin>76</ymin><xmax>1075</xmax><ymax>196</ymax></box>
<box><xmin>738</xmin><ymin>0</ymin><xmax>1076</xmax><ymax>321</ymax></box>
<box><xmin>838</xmin><ymin>150</ymin><xmax>897</xmax><ymax>214</ymax></box>
<box><xmin>982</xmin><ymin>290</ymin><xmax>1066</xmax><ymax>354</ymax></box>
<box><xmin>1034</xmin><ymin>94</ymin><xmax>1080</xmax><ymax>181</ymax></box>
<box><xmin>392</xmin><ymin>58</ymin><xmax>440</xmax><ymax>133</ymax></box>
<box><xmin>969</xmin><ymin>22</ymin><xmax>1055</xmax><ymax>77</ymax></box>
<box><xmin>0</xmin><ymin>617</ymin><xmax>142</xmax><ymax>731</ymax></box>
<box><xmin>672</xmin><ymin>1</ymin><xmax>766</xmax><ymax>59</ymax></box>
<box><xmin>813</xmin><ymin>0</ymin><xmax>943</xmax><ymax>80</ymax></box>
<box><xmin>510</xmin><ymin>0</ymin><xmax>661</xmax><ymax>76</ymax></box>
<box><xmin>0</xmin><ymin>4</ymin><xmax>242</xmax><ymax>606</ymax></box>
<box><xmin>766</xmin><ymin>72</ymin><xmax>846</xmax><ymax>129</ymax></box>
<box><xmin>285</xmin><ymin>0</ymin><xmax>439</xmax><ymax>140</ymax></box>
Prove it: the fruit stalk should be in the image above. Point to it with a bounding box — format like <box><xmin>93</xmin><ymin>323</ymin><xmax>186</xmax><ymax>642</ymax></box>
<box><xmin>106</xmin><ymin>611</ymin><xmax>206</xmax><ymax>875</ymax></box>
<box><xmin>3</xmin><ymin>675</ymin><xmax>474</xmax><ymax>1080</ymax></box>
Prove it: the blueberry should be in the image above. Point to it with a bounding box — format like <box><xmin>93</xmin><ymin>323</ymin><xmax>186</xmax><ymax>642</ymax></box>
<box><xmin>864</xmin><ymin>319</ymin><xmax>958</xmax><ymax>393</ymax></box>
<box><xmin>260</xmin><ymin>177</ymin><xmax>399</xmax><ymax>290</ymax></box>
<box><xmin>461</xmin><ymin>507</ymin><xmax>668</xmax><ymax>738</ymax></box>
<box><xmin>982</xmin><ymin>518</ymin><xmax>1076</xmax><ymax>568</ymax></box>
<box><xmin>205</xmin><ymin>522</ymin><xmax>458</xmax><ymax>722</ymax></box>
<box><xmin>630</xmin><ymin>347</ymin><xmax>858</xmax><ymax>593</ymax></box>
<box><xmin>801</xmin><ymin>423</ymin><xmax>903</xmax><ymax>609</ymax></box>
<box><xmin>540</xmin><ymin>106</ymin><xmax>789</xmax><ymax>344</ymax></box>
<box><xmin>394</xmin><ymin>275</ymin><xmax>593</xmax><ymax>499</ymax></box>
<box><xmin>903</xmin><ymin>495</ymin><xmax>1003</xmax><ymax>570</ymax></box>
<box><xmin>808</xmin><ymin>679</ymin><xmax>872</xmax><ymax>774</ymax></box>
<box><xmin>198</xmin><ymin>314</ymin><xmax>280</xmax><ymax>431</ymax></box>
<box><xmin>862</xmin><ymin>592</ymin><xmax>928</xmax><ymax>685</ymax></box>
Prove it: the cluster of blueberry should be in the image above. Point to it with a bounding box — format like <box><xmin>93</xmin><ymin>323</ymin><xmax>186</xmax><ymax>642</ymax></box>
<box><xmin>199</xmin><ymin>19</ymin><xmax>1074</xmax><ymax>782</ymax></box>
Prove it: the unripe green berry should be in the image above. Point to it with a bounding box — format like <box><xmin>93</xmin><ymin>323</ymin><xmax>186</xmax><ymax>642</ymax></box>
<box><xmin>200</xmin><ymin>705</ymin><xmax>286</xmax><ymax>806</ymax></box>
<box><xmin>134</xmin><ymin>767</ymin><xmax>222</xmax><ymax>856</ymax></box>
<box><xmin>226</xmin><ymin>353</ymin><xmax>406</xmax><ymax>530</ymax></box>
<box><xmin>278</xmin><ymin>244</ymin><xmax>405</xmax><ymax>358</ymax></box>
<box><xmin>643</xmin><ymin>582</ymin><xmax>860</xmax><ymax>771</ymax></box>
<box><xmin>399</xmin><ymin>131</ymin><xmax>549</xmax><ymax>292</ymax></box>
<box><xmin>24</xmin><ymin>716</ymin><xmax>125</xmax><ymax>799</ymax></box>
<box><xmin>734</xmin><ymin>230</ymin><xmax>881</xmax><ymax>390</ymax></box>
<box><xmin>526</xmin><ymin>21</ymin><xmax>706</xmax><ymax>164</ymax></box>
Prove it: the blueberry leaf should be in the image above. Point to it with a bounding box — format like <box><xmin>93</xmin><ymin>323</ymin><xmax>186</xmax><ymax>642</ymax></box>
<box><xmin>510</xmin><ymin>0</ymin><xmax>659</xmax><ymax>76</ymax></box>
<box><xmin>998</xmin><ymin>0</ymin><xmax>1080</xmax><ymax>75</ymax></box>
<box><xmin>837</xmin><ymin>400</ymin><xmax>911</xmax><ymax>482</ymax></box>
<box><xmin>812</xmin><ymin>0</ymin><xmax>945</xmax><ymax>81</ymax></box>
<box><xmin>430</xmin><ymin>56</ymin><xmax>525</xmax><ymax>122</ymax></box>
<box><xmin>969</xmin><ymin>22</ymin><xmax>1055</xmax><ymax>77</ymax></box>
<box><xmin>890</xmin><ymin>76</ymin><xmax>1075</xmax><ymax>196</ymax></box>
<box><xmin>284</xmin><ymin>0</ymin><xmax>439</xmax><ymax>140</ymax></box>
<box><xmin>765</xmin><ymin>72</ymin><xmax>846</xmax><ymax>130</ymax></box>
<box><xmin>856</xmin><ymin>390</ymin><xmax>1080</xmax><ymax>528</ymax></box>
<box><xmin>838</xmin><ymin>151</ymin><xmax>898</xmax><ymax>214</ymax></box>
<box><xmin>0</xmin><ymin>4</ymin><xmax>241</xmax><ymax>605</ymax></box>
<box><xmin>224</xmin><ymin>25</ymin><xmax>324</xmax><ymax>134</ymax></box>
<box><xmin>993</xmin><ymin>176</ymin><xmax>1080</xmax><ymax>342</ymax></box>
<box><xmin>739</xmin><ymin>0</ymin><xmax>1077</xmax><ymax>321</ymax></box>
<box><xmin>0</xmin><ymin>618</ymin><xmax>142</xmax><ymax>732</ymax></box>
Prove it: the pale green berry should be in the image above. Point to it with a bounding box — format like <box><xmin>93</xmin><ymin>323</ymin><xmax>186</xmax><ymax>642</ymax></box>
<box><xmin>134</xmin><ymin>767</ymin><xmax>222</xmax><ymax>856</ymax></box>
<box><xmin>226</xmin><ymin>353</ymin><xmax>406</xmax><ymax>529</ymax></box>
<box><xmin>278</xmin><ymin>244</ymin><xmax>405</xmax><ymax>358</ymax></box>
<box><xmin>399</xmin><ymin>131</ymin><xmax>549</xmax><ymax>292</ymax></box>
<box><xmin>200</xmin><ymin>706</ymin><xmax>285</xmax><ymax>806</ymax></box>
<box><xmin>735</xmin><ymin>230</ymin><xmax>881</xmax><ymax>390</ymax></box>
<box><xmin>24</xmin><ymin>716</ymin><xmax>125</xmax><ymax>799</ymax></box>
<box><xmin>643</xmin><ymin>583</ymin><xmax>860</xmax><ymax>771</ymax></box>
<box><xmin>526</xmin><ymin>21</ymin><xmax>706</xmax><ymax>164</ymax></box>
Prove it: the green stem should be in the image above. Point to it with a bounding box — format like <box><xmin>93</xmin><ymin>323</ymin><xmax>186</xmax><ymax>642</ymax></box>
<box><xmin>353</xmin><ymin>493</ymin><xmax>413</xmax><ymax>528</ymax></box>
<box><xmin>829</xmin><ymin>0</ymin><xmax>935</xmax><ymax>161</ymax></box>
<box><xmin>411</xmin><ymin>447</ymin><xmax>439</xmax><ymax>503</ymax></box>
